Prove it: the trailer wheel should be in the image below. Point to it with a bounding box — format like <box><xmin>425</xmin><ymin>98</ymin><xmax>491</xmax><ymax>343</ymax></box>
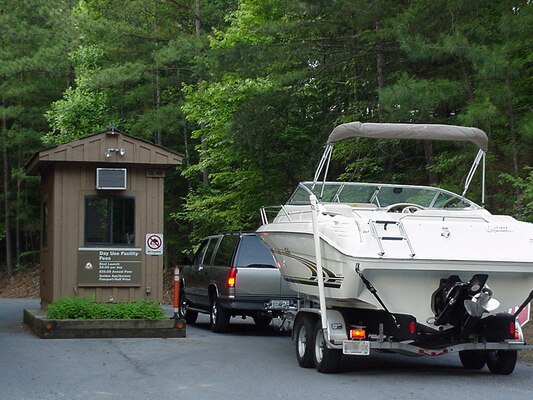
<box><xmin>486</xmin><ymin>350</ymin><xmax>517</xmax><ymax>375</ymax></box>
<box><xmin>294</xmin><ymin>316</ymin><xmax>315</xmax><ymax>368</ymax></box>
<box><xmin>459</xmin><ymin>350</ymin><xmax>486</xmax><ymax>370</ymax></box>
<box><xmin>210</xmin><ymin>295</ymin><xmax>230</xmax><ymax>333</ymax></box>
<box><xmin>313</xmin><ymin>321</ymin><xmax>341</xmax><ymax>373</ymax></box>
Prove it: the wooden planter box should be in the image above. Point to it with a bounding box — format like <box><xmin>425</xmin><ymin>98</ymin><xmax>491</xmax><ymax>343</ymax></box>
<box><xmin>23</xmin><ymin>308</ymin><xmax>186</xmax><ymax>339</ymax></box>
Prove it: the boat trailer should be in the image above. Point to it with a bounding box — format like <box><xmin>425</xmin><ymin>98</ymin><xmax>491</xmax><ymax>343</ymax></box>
<box><xmin>288</xmin><ymin>195</ymin><xmax>533</xmax><ymax>374</ymax></box>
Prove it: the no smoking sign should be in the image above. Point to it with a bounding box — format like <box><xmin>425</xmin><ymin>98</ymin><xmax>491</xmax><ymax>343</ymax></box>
<box><xmin>145</xmin><ymin>233</ymin><xmax>164</xmax><ymax>255</ymax></box>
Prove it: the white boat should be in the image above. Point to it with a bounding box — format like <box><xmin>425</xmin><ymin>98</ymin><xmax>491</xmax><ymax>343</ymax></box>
<box><xmin>257</xmin><ymin>122</ymin><xmax>533</xmax><ymax>332</ymax></box>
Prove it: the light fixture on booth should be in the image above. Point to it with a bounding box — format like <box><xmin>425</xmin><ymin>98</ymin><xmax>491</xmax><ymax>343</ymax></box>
<box><xmin>105</xmin><ymin>147</ymin><xmax>125</xmax><ymax>158</ymax></box>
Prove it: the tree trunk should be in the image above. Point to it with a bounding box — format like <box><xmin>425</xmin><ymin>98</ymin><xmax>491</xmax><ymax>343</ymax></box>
<box><xmin>505</xmin><ymin>67</ymin><xmax>520</xmax><ymax>196</ymax></box>
<box><xmin>16</xmin><ymin>144</ymin><xmax>21</xmax><ymax>266</ymax></box>
<box><xmin>2</xmin><ymin>98</ymin><xmax>14</xmax><ymax>283</ymax></box>
<box><xmin>375</xmin><ymin>22</ymin><xmax>386</xmax><ymax>117</ymax></box>
<box><xmin>424</xmin><ymin>140</ymin><xmax>437</xmax><ymax>185</ymax></box>
<box><xmin>194</xmin><ymin>0</ymin><xmax>201</xmax><ymax>36</ymax></box>
<box><xmin>153</xmin><ymin>0</ymin><xmax>162</xmax><ymax>146</ymax></box>
<box><xmin>195</xmin><ymin>0</ymin><xmax>209</xmax><ymax>185</ymax></box>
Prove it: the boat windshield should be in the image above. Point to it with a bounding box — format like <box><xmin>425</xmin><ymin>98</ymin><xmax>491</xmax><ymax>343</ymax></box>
<box><xmin>288</xmin><ymin>181</ymin><xmax>478</xmax><ymax>209</ymax></box>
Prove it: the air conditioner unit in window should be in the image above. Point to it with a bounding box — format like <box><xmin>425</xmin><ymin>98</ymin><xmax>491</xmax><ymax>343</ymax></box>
<box><xmin>96</xmin><ymin>168</ymin><xmax>127</xmax><ymax>190</ymax></box>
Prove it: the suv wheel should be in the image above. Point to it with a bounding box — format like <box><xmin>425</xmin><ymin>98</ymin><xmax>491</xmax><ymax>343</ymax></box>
<box><xmin>178</xmin><ymin>289</ymin><xmax>198</xmax><ymax>324</ymax></box>
<box><xmin>210</xmin><ymin>295</ymin><xmax>230</xmax><ymax>333</ymax></box>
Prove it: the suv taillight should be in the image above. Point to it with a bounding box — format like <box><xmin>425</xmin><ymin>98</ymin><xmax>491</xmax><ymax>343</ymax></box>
<box><xmin>227</xmin><ymin>267</ymin><xmax>237</xmax><ymax>288</ymax></box>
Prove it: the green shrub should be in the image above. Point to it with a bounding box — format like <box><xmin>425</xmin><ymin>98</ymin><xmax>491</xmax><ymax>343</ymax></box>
<box><xmin>47</xmin><ymin>297</ymin><xmax>165</xmax><ymax>320</ymax></box>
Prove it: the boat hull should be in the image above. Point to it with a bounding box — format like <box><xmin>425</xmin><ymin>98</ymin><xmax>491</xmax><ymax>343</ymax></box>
<box><xmin>258</xmin><ymin>229</ymin><xmax>533</xmax><ymax>328</ymax></box>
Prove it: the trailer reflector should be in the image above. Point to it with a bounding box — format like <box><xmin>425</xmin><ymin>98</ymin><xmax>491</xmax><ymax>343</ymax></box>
<box><xmin>350</xmin><ymin>328</ymin><xmax>366</xmax><ymax>340</ymax></box>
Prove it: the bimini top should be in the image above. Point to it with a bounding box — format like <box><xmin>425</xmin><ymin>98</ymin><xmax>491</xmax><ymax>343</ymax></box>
<box><xmin>327</xmin><ymin>122</ymin><xmax>488</xmax><ymax>152</ymax></box>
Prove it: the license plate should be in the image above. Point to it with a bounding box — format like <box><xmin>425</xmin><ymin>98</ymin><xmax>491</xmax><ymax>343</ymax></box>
<box><xmin>343</xmin><ymin>340</ymin><xmax>370</xmax><ymax>356</ymax></box>
<box><xmin>267</xmin><ymin>300</ymin><xmax>290</xmax><ymax>309</ymax></box>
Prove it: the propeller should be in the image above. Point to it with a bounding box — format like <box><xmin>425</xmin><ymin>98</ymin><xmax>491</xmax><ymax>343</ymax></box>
<box><xmin>464</xmin><ymin>287</ymin><xmax>500</xmax><ymax>317</ymax></box>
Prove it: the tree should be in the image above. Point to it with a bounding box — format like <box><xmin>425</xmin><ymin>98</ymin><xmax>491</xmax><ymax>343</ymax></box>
<box><xmin>380</xmin><ymin>0</ymin><xmax>533</xmax><ymax>211</ymax></box>
<box><xmin>0</xmin><ymin>1</ymin><xmax>75</xmax><ymax>279</ymax></box>
<box><xmin>180</xmin><ymin>0</ymin><xmax>408</xmax><ymax>239</ymax></box>
<box><xmin>45</xmin><ymin>45</ymin><xmax>115</xmax><ymax>144</ymax></box>
<box><xmin>47</xmin><ymin>0</ymin><xmax>238</xmax><ymax>257</ymax></box>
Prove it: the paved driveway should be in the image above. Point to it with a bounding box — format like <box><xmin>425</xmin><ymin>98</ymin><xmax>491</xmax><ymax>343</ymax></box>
<box><xmin>1</xmin><ymin>298</ymin><xmax>532</xmax><ymax>400</ymax></box>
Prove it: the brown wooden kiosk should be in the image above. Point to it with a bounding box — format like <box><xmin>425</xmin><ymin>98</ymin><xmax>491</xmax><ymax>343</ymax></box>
<box><xmin>26</xmin><ymin>128</ymin><xmax>182</xmax><ymax>307</ymax></box>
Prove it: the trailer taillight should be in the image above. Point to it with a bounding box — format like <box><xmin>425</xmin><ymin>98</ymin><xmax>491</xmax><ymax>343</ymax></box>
<box><xmin>350</xmin><ymin>328</ymin><xmax>366</xmax><ymax>340</ymax></box>
<box><xmin>227</xmin><ymin>267</ymin><xmax>237</xmax><ymax>288</ymax></box>
<box><xmin>510</xmin><ymin>322</ymin><xmax>520</xmax><ymax>340</ymax></box>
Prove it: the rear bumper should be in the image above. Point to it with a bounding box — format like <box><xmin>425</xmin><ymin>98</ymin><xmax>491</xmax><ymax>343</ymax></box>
<box><xmin>219</xmin><ymin>296</ymin><xmax>297</xmax><ymax>313</ymax></box>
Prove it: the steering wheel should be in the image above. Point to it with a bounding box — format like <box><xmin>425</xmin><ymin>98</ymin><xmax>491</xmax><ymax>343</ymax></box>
<box><xmin>385</xmin><ymin>203</ymin><xmax>424</xmax><ymax>214</ymax></box>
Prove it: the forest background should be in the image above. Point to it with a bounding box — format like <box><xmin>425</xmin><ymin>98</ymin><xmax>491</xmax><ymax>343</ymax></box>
<box><xmin>1</xmin><ymin>0</ymin><xmax>532</xmax><ymax>282</ymax></box>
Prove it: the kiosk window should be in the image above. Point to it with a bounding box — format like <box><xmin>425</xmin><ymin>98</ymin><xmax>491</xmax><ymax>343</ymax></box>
<box><xmin>85</xmin><ymin>197</ymin><xmax>135</xmax><ymax>245</ymax></box>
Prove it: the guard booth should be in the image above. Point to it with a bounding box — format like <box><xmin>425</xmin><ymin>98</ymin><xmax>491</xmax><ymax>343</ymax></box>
<box><xmin>25</xmin><ymin>128</ymin><xmax>182</xmax><ymax>307</ymax></box>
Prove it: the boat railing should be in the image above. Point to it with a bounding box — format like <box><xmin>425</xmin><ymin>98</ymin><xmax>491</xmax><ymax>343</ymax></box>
<box><xmin>260</xmin><ymin>205</ymin><xmax>311</xmax><ymax>225</ymax></box>
<box><xmin>398</xmin><ymin>214</ymin><xmax>490</xmax><ymax>223</ymax></box>
<box><xmin>369</xmin><ymin>219</ymin><xmax>416</xmax><ymax>258</ymax></box>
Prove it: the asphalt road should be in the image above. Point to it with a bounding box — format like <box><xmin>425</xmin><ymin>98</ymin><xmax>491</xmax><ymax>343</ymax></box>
<box><xmin>1</xmin><ymin>298</ymin><xmax>532</xmax><ymax>400</ymax></box>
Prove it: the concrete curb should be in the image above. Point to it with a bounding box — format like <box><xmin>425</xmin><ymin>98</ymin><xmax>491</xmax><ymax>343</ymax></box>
<box><xmin>23</xmin><ymin>309</ymin><xmax>186</xmax><ymax>339</ymax></box>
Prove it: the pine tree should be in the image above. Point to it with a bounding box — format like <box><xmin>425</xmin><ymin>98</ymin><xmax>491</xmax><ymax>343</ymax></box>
<box><xmin>0</xmin><ymin>1</ymin><xmax>73</xmax><ymax>279</ymax></box>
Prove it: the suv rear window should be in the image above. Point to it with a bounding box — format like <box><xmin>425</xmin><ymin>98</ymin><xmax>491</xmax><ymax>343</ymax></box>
<box><xmin>235</xmin><ymin>235</ymin><xmax>276</xmax><ymax>268</ymax></box>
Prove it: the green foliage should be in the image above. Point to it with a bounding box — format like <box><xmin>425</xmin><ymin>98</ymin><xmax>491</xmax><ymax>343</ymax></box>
<box><xmin>2</xmin><ymin>0</ymin><xmax>533</xmax><ymax>268</ymax></box>
<box><xmin>1</xmin><ymin>0</ymin><xmax>73</xmax><ymax>273</ymax></box>
<box><xmin>179</xmin><ymin>77</ymin><xmax>294</xmax><ymax>241</ymax></box>
<box><xmin>47</xmin><ymin>297</ymin><xmax>165</xmax><ymax>320</ymax></box>
<box><xmin>500</xmin><ymin>168</ymin><xmax>533</xmax><ymax>222</ymax></box>
<box><xmin>44</xmin><ymin>45</ymin><xmax>115</xmax><ymax>144</ymax></box>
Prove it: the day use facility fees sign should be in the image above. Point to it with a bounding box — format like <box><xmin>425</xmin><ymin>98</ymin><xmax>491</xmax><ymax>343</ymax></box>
<box><xmin>78</xmin><ymin>248</ymin><xmax>142</xmax><ymax>287</ymax></box>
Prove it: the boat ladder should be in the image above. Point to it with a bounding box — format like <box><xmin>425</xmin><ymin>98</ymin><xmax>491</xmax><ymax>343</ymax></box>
<box><xmin>368</xmin><ymin>219</ymin><xmax>415</xmax><ymax>258</ymax></box>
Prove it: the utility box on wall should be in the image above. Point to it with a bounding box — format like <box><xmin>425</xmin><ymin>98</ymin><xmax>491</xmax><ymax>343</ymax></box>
<box><xmin>25</xmin><ymin>128</ymin><xmax>182</xmax><ymax>307</ymax></box>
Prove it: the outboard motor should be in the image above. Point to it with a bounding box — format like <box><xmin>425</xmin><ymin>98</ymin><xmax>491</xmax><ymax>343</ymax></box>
<box><xmin>464</xmin><ymin>287</ymin><xmax>500</xmax><ymax>317</ymax></box>
<box><xmin>431</xmin><ymin>274</ymin><xmax>520</xmax><ymax>342</ymax></box>
<box><xmin>430</xmin><ymin>274</ymin><xmax>492</xmax><ymax>331</ymax></box>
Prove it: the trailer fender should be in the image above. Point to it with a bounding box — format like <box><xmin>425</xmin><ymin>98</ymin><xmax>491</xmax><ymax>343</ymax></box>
<box><xmin>292</xmin><ymin>309</ymin><xmax>348</xmax><ymax>343</ymax></box>
<box><xmin>324</xmin><ymin>309</ymin><xmax>349</xmax><ymax>343</ymax></box>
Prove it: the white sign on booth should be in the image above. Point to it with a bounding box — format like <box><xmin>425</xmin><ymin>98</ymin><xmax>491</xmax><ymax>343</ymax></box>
<box><xmin>145</xmin><ymin>233</ymin><xmax>164</xmax><ymax>255</ymax></box>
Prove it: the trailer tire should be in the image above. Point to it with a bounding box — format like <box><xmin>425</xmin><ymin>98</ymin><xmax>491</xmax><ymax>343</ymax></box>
<box><xmin>294</xmin><ymin>316</ymin><xmax>315</xmax><ymax>368</ymax></box>
<box><xmin>487</xmin><ymin>350</ymin><xmax>517</xmax><ymax>375</ymax></box>
<box><xmin>459</xmin><ymin>350</ymin><xmax>486</xmax><ymax>370</ymax></box>
<box><xmin>314</xmin><ymin>321</ymin><xmax>341</xmax><ymax>373</ymax></box>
